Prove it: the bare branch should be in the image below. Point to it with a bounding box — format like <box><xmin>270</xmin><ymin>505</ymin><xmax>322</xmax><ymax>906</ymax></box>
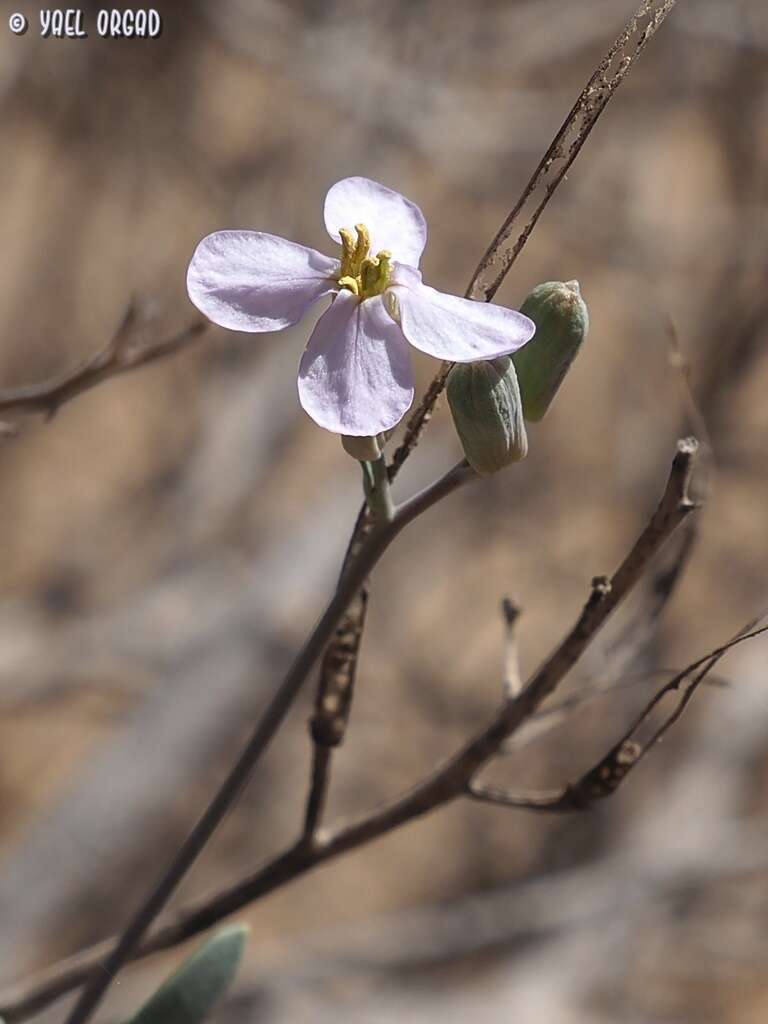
<box><xmin>302</xmin><ymin>746</ymin><xmax>334</xmax><ymax>840</ymax></box>
<box><xmin>469</xmin><ymin>619</ymin><xmax>768</xmax><ymax>813</ymax></box>
<box><xmin>501</xmin><ymin>598</ymin><xmax>524</xmax><ymax>699</ymax></box>
<box><xmin>57</xmin><ymin>459</ymin><xmax>477</xmax><ymax>1024</ymax></box>
<box><xmin>304</xmin><ymin>512</ymin><xmax>371</xmax><ymax>839</ymax></box>
<box><xmin>0</xmin><ymin>440</ymin><xmax>710</xmax><ymax>1023</ymax></box>
<box><xmin>310</xmin><ymin>512</ymin><xmax>372</xmax><ymax>752</ymax></box>
<box><xmin>449</xmin><ymin>438</ymin><xmax>700</xmax><ymax>782</ymax></box>
<box><xmin>0</xmin><ymin>304</ymin><xmax>208</xmax><ymax>419</ymax></box>
<box><xmin>600</xmin><ymin>518</ymin><xmax>698</xmax><ymax>681</ymax></box>
<box><xmin>389</xmin><ymin>0</ymin><xmax>680</xmax><ymax>473</ymax></box>
<box><xmin>468</xmin><ymin>0</ymin><xmax>681</xmax><ymax>303</ymax></box>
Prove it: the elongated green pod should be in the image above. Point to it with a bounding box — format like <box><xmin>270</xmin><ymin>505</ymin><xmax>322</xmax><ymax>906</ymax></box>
<box><xmin>512</xmin><ymin>280</ymin><xmax>589</xmax><ymax>421</ymax></box>
<box><xmin>124</xmin><ymin>925</ymin><xmax>248</xmax><ymax>1024</ymax></box>
<box><xmin>447</xmin><ymin>356</ymin><xmax>527</xmax><ymax>475</ymax></box>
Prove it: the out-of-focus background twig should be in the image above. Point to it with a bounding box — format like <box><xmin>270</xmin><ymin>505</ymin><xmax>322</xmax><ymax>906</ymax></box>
<box><xmin>0</xmin><ymin>1</ymin><xmax>767</xmax><ymax>1021</ymax></box>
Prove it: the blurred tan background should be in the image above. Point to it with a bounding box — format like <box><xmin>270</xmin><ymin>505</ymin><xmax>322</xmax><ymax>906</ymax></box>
<box><xmin>0</xmin><ymin>1</ymin><xmax>767</xmax><ymax>1021</ymax></box>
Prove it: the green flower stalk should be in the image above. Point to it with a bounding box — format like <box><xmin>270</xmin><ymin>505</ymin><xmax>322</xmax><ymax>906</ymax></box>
<box><xmin>341</xmin><ymin>434</ymin><xmax>384</xmax><ymax>461</ymax></box>
<box><xmin>512</xmin><ymin>280</ymin><xmax>589</xmax><ymax>421</ymax></box>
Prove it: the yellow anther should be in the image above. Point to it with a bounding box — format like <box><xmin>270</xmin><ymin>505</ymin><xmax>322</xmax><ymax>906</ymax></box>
<box><xmin>354</xmin><ymin>223</ymin><xmax>371</xmax><ymax>264</ymax></box>
<box><xmin>338</xmin><ymin>275</ymin><xmax>360</xmax><ymax>296</ymax></box>
<box><xmin>339</xmin><ymin>228</ymin><xmax>356</xmax><ymax>258</ymax></box>
<box><xmin>338</xmin><ymin>228</ymin><xmax>356</xmax><ymax>278</ymax></box>
<box><xmin>335</xmin><ymin>227</ymin><xmax>391</xmax><ymax>299</ymax></box>
<box><xmin>365</xmin><ymin>251</ymin><xmax>393</xmax><ymax>297</ymax></box>
<box><xmin>360</xmin><ymin>256</ymin><xmax>379</xmax><ymax>292</ymax></box>
<box><xmin>376</xmin><ymin>250</ymin><xmax>392</xmax><ymax>278</ymax></box>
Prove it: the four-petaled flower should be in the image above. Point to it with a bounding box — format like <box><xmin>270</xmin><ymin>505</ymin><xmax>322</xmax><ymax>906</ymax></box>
<box><xmin>187</xmin><ymin>176</ymin><xmax>535</xmax><ymax>436</ymax></box>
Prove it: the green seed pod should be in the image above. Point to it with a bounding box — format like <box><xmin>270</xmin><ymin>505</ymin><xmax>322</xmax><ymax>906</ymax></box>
<box><xmin>512</xmin><ymin>280</ymin><xmax>589</xmax><ymax>421</ymax></box>
<box><xmin>447</xmin><ymin>356</ymin><xmax>528</xmax><ymax>475</ymax></box>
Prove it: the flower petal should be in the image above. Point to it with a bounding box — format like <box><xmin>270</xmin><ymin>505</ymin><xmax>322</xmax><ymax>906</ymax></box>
<box><xmin>388</xmin><ymin>266</ymin><xmax>536</xmax><ymax>362</ymax></box>
<box><xmin>324</xmin><ymin>177</ymin><xmax>427</xmax><ymax>268</ymax></box>
<box><xmin>298</xmin><ymin>292</ymin><xmax>414</xmax><ymax>435</ymax></box>
<box><xmin>187</xmin><ymin>230</ymin><xmax>338</xmax><ymax>332</ymax></box>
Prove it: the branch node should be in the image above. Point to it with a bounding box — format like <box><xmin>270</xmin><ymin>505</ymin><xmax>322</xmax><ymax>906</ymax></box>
<box><xmin>589</xmin><ymin>575</ymin><xmax>612</xmax><ymax>605</ymax></box>
<box><xmin>501</xmin><ymin>596</ymin><xmax>521</xmax><ymax>626</ymax></box>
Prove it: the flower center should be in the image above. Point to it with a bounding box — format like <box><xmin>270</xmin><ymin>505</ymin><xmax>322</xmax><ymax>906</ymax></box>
<box><xmin>337</xmin><ymin>223</ymin><xmax>392</xmax><ymax>300</ymax></box>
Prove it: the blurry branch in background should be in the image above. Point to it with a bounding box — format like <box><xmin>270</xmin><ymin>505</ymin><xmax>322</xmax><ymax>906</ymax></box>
<box><xmin>498</xmin><ymin>517</ymin><xmax>699</xmax><ymax>758</ymax></box>
<box><xmin>501</xmin><ymin>598</ymin><xmax>524</xmax><ymax>699</ymax></box>
<box><xmin>667</xmin><ymin>318</ymin><xmax>713</xmax><ymax>459</ymax></box>
<box><xmin>2</xmin><ymin>436</ymin><xmax>743</xmax><ymax>1024</ymax></box>
<box><xmin>469</xmin><ymin>617</ymin><xmax>768</xmax><ymax>813</ymax></box>
<box><xmin>467</xmin><ymin>0</ymin><xmax>682</xmax><ymax>303</ymax></box>
<box><xmin>601</xmin><ymin>522</ymin><xmax>698</xmax><ymax>675</ymax></box>
<box><xmin>0</xmin><ymin>302</ymin><xmax>207</xmax><ymax>422</ymax></box>
<box><xmin>557</xmin><ymin>315</ymin><xmax>713</xmax><ymax>718</ymax></box>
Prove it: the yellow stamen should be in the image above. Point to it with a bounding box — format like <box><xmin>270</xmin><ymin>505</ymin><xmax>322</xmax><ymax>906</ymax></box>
<box><xmin>338</xmin><ymin>275</ymin><xmax>360</xmax><ymax>296</ymax></box>
<box><xmin>353</xmin><ymin>223</ymin><xmax>370</xmax><ymax>265</ymax></box>
<box><xmin>339</xmin><ymin>228</ymin><xmax>356</xmax><ymax>274</ymax></box>
<box><xmin>336</xmin><ymin>225</ymin><xmax>393</xmax><ymax>299</ymax></box>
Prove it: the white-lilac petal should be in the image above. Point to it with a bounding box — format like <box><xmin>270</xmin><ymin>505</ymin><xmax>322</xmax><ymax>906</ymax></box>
<box><xmin>187</xmin><ymin>230</ymin><xmax>338</xmax><ymax>333</ymax></box>
<box><xmin>324</xmin><ymin>176</ymin><xmax>427</xmax><ymax>268</ymax></box>
<box><xmin>387</xmin><ymin>265</ymin><xmax>536</xmax><ymax>363</ymax></box>
<box><xmin>298</xmin><ymin>291</ymin><xmax>414</xmax><ymax>436</ymax></box>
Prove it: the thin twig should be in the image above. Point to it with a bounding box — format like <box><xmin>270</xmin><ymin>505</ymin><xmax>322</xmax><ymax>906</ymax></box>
<box><xmin>59</xmin><ymin>460</ymin><xmax>477</xmax><ymax>1024</ymax></box>
<box><xmin>303</xmin><ymin>465</ymin><xmax>476</xmax><ymax>837</ymax></box>
<box><xmin>449</xmin><ymin>438</ymin><xmax>699</xmax><ymax>783</ymax></box>
<box><xmin>389</xmin><ymin>0</ymin><xmax>681</xmax><ymax>474</ymax></box>
<box><xmin>501</xmin><ymin>598</ymin><xmax>524</xmax><ymax>699</ymax></box>
<box><xmin>302</xmin><ymin>746</ymin><xmax>333</xmax><ymax>840</ymax></box>
<box><xmin>468</xmin><ymin>619</ymin><xmax>768</xmax><ymax>813</ymax></box>
<box><xmin>0</xmin><ymin>304</ymin><xmax>208</xmax><ymax>419</ymax></box>
<box><xmin>305</xmin><ymin>507</ymin><xmax>372</xmax><ymax>835</ymax></box>
<box><xmin>0</xmin><ymin>440</ymin><xmax>705</xmax><ymax>1023</ymax></box>
<box><xmin>600</xmin><ymin>518</ymin><xmax>698</xmax><ymax>680</ymax></box>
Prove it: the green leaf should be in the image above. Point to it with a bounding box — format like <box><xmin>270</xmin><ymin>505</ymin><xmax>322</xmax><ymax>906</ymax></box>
<box><xmin>125</xmin><ymin>925</ymin><xmax>249</xmax><ymax>1024</ymax></box>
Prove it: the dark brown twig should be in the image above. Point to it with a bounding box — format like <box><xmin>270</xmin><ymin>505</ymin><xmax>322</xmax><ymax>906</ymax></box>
<box><xmin>468</xmin><ymin>0</ymin><xmax>681</xmax><ymax>303</ymax></box>
<box><xmin>303</xmin><ymin>505</ymin><xmax>373</xmax><ymax>839</ymax></box>
<box><xmin>468</xmin><ymin>618</ymin><xmax>768</xmax><ymax>813</ymax></box>
<box><xmin>389</xmin><ymin>0</ymin><xmax>681</xmax><ymax>474</ymax></box>
<box><xmin>59</xmin><ymin>460</ymin><xmax>477</xmax><ymax>1024</ymax></box>
<box><xmin>302</xmin><ymin>746</ymin><xmax>334</xmax><ymax>839</ymax></box>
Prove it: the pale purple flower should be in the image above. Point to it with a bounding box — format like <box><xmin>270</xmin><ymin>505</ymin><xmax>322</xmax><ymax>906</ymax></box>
<box><xmin>187</xmin><ymin>176</ymin><xmax>535</xmax><ymax>436</ymax></box>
